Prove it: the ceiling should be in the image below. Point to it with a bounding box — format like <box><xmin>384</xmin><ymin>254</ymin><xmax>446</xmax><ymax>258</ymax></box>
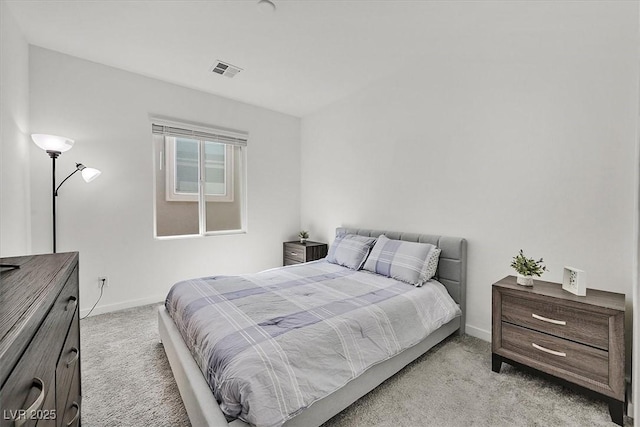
<box><xmin>4</xmin><ymin>0</ymin><xmax>620</xmax><ymax>117</ymax></box>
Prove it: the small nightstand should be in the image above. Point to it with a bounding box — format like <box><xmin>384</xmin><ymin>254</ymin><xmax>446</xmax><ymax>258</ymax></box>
<box><xmin>492</xmin><ymin>276</ymin><xmax>625</xmax><ymax>425</ymax></box>
<box><xmin>283</xmin><ymin>241</ymin><xmax>328</xmax><ymax>266</ymax></box>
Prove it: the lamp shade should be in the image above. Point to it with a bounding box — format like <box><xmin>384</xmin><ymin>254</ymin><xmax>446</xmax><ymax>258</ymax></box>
<box><xmin>81</xmin><ymin>167</ymin><xmax>101</xmax><ymax>183</ymax></box>
<box><xmin>31</xmin><ymin>134</ymin><xmax>74</xmax><ymax>153</ymax></box>
<box><xmin>257</xmin><ymin>0</ymin><xmax>276</xmax><ymax>12</ymax></box>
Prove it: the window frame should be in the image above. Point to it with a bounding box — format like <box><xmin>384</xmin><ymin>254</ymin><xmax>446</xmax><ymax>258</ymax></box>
<box><xmin>151</xmin><ymin>117</ymin><xmax>248</xmax><ymax>239</ymax></box>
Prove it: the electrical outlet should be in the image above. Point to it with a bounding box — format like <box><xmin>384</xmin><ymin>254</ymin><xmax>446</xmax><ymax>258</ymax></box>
<box><xmin>98</xmin><ymin>276</ymin><xmax>108</xmax><ymax>288</ymax></box>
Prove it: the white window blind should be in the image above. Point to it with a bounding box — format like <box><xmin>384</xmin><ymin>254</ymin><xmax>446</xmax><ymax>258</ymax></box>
<box><xmin>151</xmin><ymin>122</ymin><xmax>248</xmax><ymax>147</ymax></box>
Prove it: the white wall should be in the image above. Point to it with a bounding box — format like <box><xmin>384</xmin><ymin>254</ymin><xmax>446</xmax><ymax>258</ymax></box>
<box><xmin>634</xmin><ymin>140</ymin><xmax>639</xmax><ymax>416</ymax></box>
<box><xmin>301</xmin><ymin>2</ymin><xmax>639</xmax><ymax>345</ymax></box>
<box><xmin>0</xmin><ymin>2</ymin><xmax>31</xmax><ymax>256</ymax></box>
<box><xmin>29</xmin><ymin>47</ymin><xmax>301</xmax><ymax>315</ymax></box>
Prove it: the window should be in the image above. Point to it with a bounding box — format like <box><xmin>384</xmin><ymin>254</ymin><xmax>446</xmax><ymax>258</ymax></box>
<box><xmin>152</xmin><ymin>120</ymin><xmax>247</xmax><ymax>238</ymax></box>
<box><xmin>166</xmin><ymin>137</ymin><xmax>234</xmax><ymax>202</ymax></box>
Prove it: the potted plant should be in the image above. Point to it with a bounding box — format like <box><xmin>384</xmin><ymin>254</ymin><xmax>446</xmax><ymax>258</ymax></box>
<box><xmin>510</xmin><ymin>249</ymin><xmax>547</xmax><ymax>287</ymax></box>
<box><xmin>298</xmin><ymin>230</ymin><xmax>309</xmax><ymax>244</ymax></box>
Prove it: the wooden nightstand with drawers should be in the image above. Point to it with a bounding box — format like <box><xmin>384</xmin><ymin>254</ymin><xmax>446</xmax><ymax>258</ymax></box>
<box><xmin>283</xmin><ymin>241</ymin><xmax>328</xmax><ymax>266</ymax></box>
<box><xmin>492</xmin><ymin>276</ymin><xmax>625</xmax><ymax>425</ymax></box>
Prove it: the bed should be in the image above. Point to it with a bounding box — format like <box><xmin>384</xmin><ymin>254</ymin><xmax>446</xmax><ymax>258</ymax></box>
<box><xmin>158</xmin><ymin>227</ymin><xmax>467</xmax><ymax>427</ymax></box>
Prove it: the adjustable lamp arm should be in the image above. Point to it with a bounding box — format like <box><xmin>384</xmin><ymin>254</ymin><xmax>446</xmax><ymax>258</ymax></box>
<box><xmin>54</xmin><ymin>163</ymin><xmax>83</xmax><ymax>196</ymax></box>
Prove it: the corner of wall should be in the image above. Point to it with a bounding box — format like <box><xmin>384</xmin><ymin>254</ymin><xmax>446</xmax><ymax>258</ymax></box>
<box><xmin>0</xmin><ymin>2</ymin><xmax>32</xmax><ymax>256</ymax></box>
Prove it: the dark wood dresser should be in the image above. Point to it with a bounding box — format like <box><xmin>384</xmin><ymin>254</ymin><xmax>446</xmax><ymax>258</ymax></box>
<box><xmin>492</xmin><ymin>275</ymin><xmax>625</xmax><ymax>425</ymax></box>
<box><xmin>0</xmin><ymin>253</ymin><xmax>81</xmax><ymax>427</ymax></box>
<box><xmin>283</xmin><ymin>241</ymin><xmax>328</xmax><ymax>266</ymax></box>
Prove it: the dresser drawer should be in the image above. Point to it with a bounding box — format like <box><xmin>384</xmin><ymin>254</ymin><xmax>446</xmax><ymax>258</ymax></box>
<box><xmin>1</xmin><ymin>271</ymin><xmax>79</xmax><ymax>427</ymax></box>
<box><xmin>59</xmin><ymin>370</ymin><xmax>80</xmax><ymax>427</ymax></box>
<box><xmin>501</xmin><ymin>293</ymin><xmax>609</xmax><ymax>350</ymax></box>
<box><xmin>283</xmin><ymin>243</ymin><xmax>305</xmax><ymax>263</ymax></box>
<box><xmin>1</xmin><ymin>374</ymin><xmax>54</xmax><ymax>427</ymax></box>
<box><xmin>502</xmin><ymin>322</ymin><xmax>609</xmax><ymax>385</ymax></box>
<box><xmin>56</xmin><ymin>268</ymin><xmax>79</xmax><ymax>330</ymax></box>
<box><xmin>55</xmin><ymin>309</ymin><xmax>80</xmax><ymax>426</ymax></box>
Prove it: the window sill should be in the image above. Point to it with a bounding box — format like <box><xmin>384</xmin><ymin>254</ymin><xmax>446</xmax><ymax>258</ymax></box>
<box><xmin>155</xmin><ymin>229</ymin><xmax>247</xmax><ymax>240</ymax></box>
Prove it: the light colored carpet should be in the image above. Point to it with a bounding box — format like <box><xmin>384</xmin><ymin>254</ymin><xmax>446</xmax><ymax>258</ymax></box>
<box><xmin>81</xmin><ymin>304</ymin><xmax>632</xmax><ymax>427</ymax></box>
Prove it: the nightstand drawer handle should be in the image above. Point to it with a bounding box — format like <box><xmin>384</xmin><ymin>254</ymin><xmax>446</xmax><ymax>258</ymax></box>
<box><xmin>532</xmin><ymin>313</ymin><xmax>566</xmax><ymax>326</ymax></box>
<box><xmin>290</xmin><ymin>252</ymin><xmax>297</xmax><ymax>256</ymax></box>
<box><xmin>532</xmin><ymin>342</ymin><xmax>566</xmax><ymax>357</ymax></box>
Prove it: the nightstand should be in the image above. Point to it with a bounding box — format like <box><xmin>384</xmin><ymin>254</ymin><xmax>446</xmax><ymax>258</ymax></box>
<box><xmin>492</xmin><ymin>276</ymin><xmax>625</xmax><ymax>425</ymax></box>
<box><xmin>283</xmin><ymin>241</ymin><xmax>328</xmax><ymax>266</ymax></box>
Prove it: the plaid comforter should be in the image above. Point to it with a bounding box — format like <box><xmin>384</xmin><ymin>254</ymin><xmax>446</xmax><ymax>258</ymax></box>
<box><xmin>165</xmin><ymin>260</ymin><xmax>460</xmax><ymax>427</ymax></box>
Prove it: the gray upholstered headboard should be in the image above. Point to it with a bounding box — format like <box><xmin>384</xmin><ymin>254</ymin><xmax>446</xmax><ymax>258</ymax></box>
<box><xmin>336</xmin><ymin>227</ymin><xmax>467</xmax><ymax>335</ymax></box>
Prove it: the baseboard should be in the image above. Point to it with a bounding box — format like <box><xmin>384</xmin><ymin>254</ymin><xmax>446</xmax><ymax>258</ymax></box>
<box><xmin>465</xmin><ymin>324</ymin><xmax>491</xmax><ymax>342</ymax></box>
<box><xmin>80</xmin><ymin>295</ymin><xmax>165</xmax><ymax>318</ymax></box>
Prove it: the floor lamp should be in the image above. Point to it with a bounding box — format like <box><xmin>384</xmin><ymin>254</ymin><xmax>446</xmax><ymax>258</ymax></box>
<box><xmin>32</xmin><ymin>134</ymin><xmax>102</xmax><ymax>253</ymax></box>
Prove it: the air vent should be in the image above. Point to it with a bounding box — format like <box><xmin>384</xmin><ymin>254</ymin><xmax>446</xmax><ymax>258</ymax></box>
<box><xmin>210</xmin><ymin>60</ymin><xmax>242</xmax><ymax>78</ymax></box>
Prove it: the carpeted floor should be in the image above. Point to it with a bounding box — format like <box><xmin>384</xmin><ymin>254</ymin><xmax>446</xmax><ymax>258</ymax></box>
<box><xmin>81</xmin><ymin>304</ymin><xmax>632</xmax><ymax>427</ymax></box>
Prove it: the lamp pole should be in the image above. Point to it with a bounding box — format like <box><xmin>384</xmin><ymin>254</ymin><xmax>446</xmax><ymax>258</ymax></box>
<box><xmin>47</xmin><ymin>151</ymin><xmax>60</xmax><ymax>253</ymax></box>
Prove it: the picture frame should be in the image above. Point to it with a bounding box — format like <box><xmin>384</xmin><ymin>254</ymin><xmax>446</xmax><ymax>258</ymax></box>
<box><xmin>562</xmin><ymin>266</ymin><xmax>586</xmax><ymax>296</ymax></box>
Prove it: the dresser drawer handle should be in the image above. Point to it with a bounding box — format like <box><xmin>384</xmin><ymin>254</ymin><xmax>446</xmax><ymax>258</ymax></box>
<box><xmin>290</xmin><ymin>252</ymin><xmax>297</xmax><ymax>256</ymax></box>
<box><xmin>532</xmin><ymin>342</ymin><xmax>566</xmax><ymax>357</ymax></box>
<box><xmin>532</xmin><ymin>313</ymin><xmax>566</xmax><ymax>326</ymax></box>
<box><xmin>66</xmin><ymin>401</ymin><xmax>80</xmax><ymax>426</ymax></box>
<box><xmin>14</xmin><ymin>377</ymin><xmax>45</xmax><ymax>427</ymax></box>
<box><xmin>67</xmin><ymin>347</ymin><xmax>80</xmax><ymax>367</ymax></box>
<box><xmin>65</xmin><ymin>296</ymin><xmax>78</xmax><ymax>311</ymax></box>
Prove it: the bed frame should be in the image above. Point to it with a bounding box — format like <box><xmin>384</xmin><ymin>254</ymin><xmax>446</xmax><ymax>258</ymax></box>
<box><xmin>158</xmin><ymin>227</ymin><xmax>467</xmax><ymax>427</ymax></box>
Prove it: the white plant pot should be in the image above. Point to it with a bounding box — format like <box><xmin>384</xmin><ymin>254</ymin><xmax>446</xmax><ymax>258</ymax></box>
<box><xmin>516</xmin><ymin>274</ymin><xmax>534</xmax><ymax>287</ymax></box>
<box><xmin>300</xmin><ymin>238</ymin><xmax>308</xmax><ymax>244</ymax></box>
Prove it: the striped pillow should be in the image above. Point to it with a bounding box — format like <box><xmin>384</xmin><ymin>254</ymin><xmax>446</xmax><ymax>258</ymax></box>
<box><xmin>363</xmin><ymin>235</ymin><xmax>440</xmax><ymax>286</ymax></box>
<box><xmin>326</xmin><ymin>234</ymin><xmax>377</xmax><ymax>270</ymax></box>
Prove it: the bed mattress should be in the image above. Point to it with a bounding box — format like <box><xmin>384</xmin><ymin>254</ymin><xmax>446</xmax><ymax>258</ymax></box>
<box><xmin>165</xmin><ymin>260</ymin><xmax>461</xmax><ymax>427</ymax></box>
